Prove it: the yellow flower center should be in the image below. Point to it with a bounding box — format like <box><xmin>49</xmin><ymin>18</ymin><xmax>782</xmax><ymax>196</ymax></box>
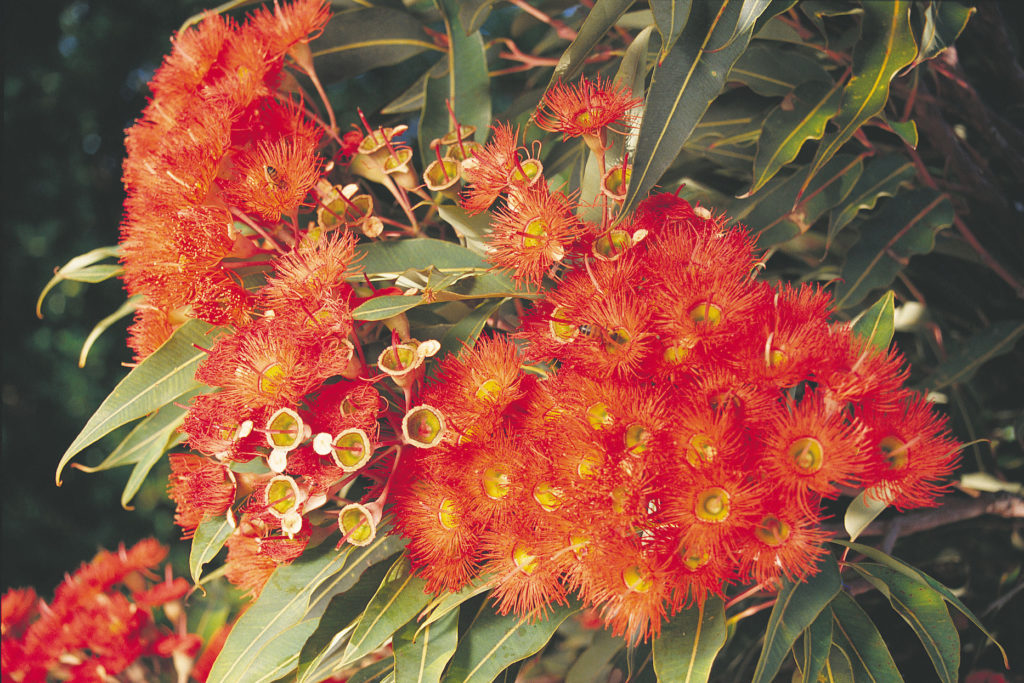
<box><xmin>689</xmin><ymin>301</ymin><xmax>723</xmax><ymax>325</ymax></box>
<box><xmin>512</xmin><ymin>543</ymin><xmax>539</xmax><ymax>575</ymax></box>
<box><xmin>622</xmin><ymin>566</ymin><xmax>653</xmax><ymax>593</ymax></box>
<box><xmin>625</xmin><ymin>424</ymin><xmax>651</xmax><ymax>454</ymax></box>
<box><xmin>686</xmin><ymin>433</ymin><xmax>717</xmax><ymax>467</ymax></box>
<box><xmin>522</xmin><ymin>217</ymin><xmax>548</xmax><ymax>249</ymax></box>
<box><xmin>482</xmin><ymin>466</ymin><xmax>510</xmax><ymax>500</ymax></box>
<box><xmin>533</xmin><ymin>482</ymin><xmax>563</xmax><ymax>511</ymax></box>
<box><xmin>332</xmin><ymin>429</ymin><xmax>371</xmax><ymax>470</ymax></box>
<box><xmin>695</xmin><ymin>487</ymin><xmax>731</xmax><ymax>523</ymax></box>
<box><xmin>339</xmin><ymin>505</ymin><xmax>374</xmax><ymax>546</ymax></box>
<box><xmin>549</xmin><ymin>306</ymin><xmax>579</xmax><ymax>343</ymax></box>
<box><xmin>475</xmin><ymin>378</ymin><xmax>503</xmax><ymax>402</ymax></box>
<box><xmin>257</xmin><ymin>361</ymin><xmax>286</xmax><ymax>396</ymax></box>
<box><xmin>586</xmin><ymin>402</ymin><xmax>613</xmax><ymax>430</ymax></box>
<box><xmin>438</xmin><ymin>497</ymin><xmax>459</xmax><ymax>530</ymax></box>
<box><xmin>879</xmin><ymin>435</ymin><xmax>909</xmax><ymax>470</ymax></box>
<box><xmin>682</xmin><ymin>548</ymin><xmax>710</xmax><ymax>571</ymax></box>
<box><xmin>755</xmin><ymin>514</ymin><xmax>791</xmax><ymax>547</ymax></box>
<box><xmin>788</xmin><ymin>437</ymin><xmax>824</xmax><ymax>474</ymax></box>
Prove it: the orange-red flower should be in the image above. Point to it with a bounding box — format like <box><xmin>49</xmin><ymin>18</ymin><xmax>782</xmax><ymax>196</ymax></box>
<box><xmin>535</xmin><ymin>76</ymin><xmax>642</xmax><ymax>143</ymax></box>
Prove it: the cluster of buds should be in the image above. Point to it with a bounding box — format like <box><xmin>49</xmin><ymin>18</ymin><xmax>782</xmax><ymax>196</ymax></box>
<box><xmin>1</xmin><ymin>540</ymin><xmax>202</xmax><ymax>682</ymax></box>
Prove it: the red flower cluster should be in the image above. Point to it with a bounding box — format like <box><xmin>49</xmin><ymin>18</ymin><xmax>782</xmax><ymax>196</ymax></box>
<box><xmin>120</xmin><ymin>0</ymin><xmax>331</xmax><ymax>359</ymax></box>
<box><xmin>392</xmin><ymin>193</ymin><xmax>960</xmax><ymax>640</ymax></box>
<box><xmin>1</xmin><ymin>539</ymin><xmax>201</xmax><ymax>682</ymax></box>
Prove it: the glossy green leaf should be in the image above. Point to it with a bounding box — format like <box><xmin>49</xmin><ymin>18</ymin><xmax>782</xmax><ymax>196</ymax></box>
<box><xmin>851</xmin><ymin>290</ymin><xmax>895</xmax><ymax>350</ymax></box>
<box><xmin>850</xmin><ymin>563</ymin><xmax>959</xmax><ymax>683</ymax></box>
<box><xmin>343</xmin><ymin>555</ymin><xmax>434</xmax><ymax>666</ymax></box>
<box><xmin>438</xmin><ymin>204</ymin><xmax>490</xmax><ymax>255</ymax></box>
<box><xmin>297</xmin><ymin>559</ymin><xmax>394</xmax><ymax>683</ymax></box>
<box><xmin>383</xmin><ymin>59</ymin><xmax>446</xmax><ymax>115</ymax></box>
<box><xmin>827</xmin><ymin>155</ymin><xmax>916</xmax><ymax>243</ymax></box>
<box><xmin>914</xmin><ymin>1</ymin><xmax>974</xmax><ymax>67</ymax></box>
<box><xmin>751</xmin><ymin>554</ymin><xmax>842</xmax><ymax>683</ymax></box>
<box><xmin>57</xmin><ymin>319</ymin><xmax>224</xmax><ymax>486</ymax></box>
<box><xmin>799</xmin><ymin>0</ymin><xmax>861</xmax><ymax>38</ymax></box>
<box><xmin>417</xmin><ymin>574</ymin><xmax>494</xmax><ymax>631</ymax></box>
<box><xmin>887</xmin><ymin>118</ymin><xmax>918</xmax><ymax>148</ymax></box>
<box><xmin>438</xmin><ymin>299</ymin><xmax>504</xmax><ymax>359</ymax></box>
<box><xmin>458</xmin><ymin>0</ymin><xmax>493</xmax><ymax>35</ymax></box>
<box><xmin>394</xmin><ymin>606</ymin><xmax>459</xmax><ymax>683</ymax></box>
<box><xmin>348</xmin><ymin>658</ymin><xmax>395</xmax><ymax>683</ymax></box>
<box><xmin>190</xmin><ymin>514</ymin><xmax>233</xmax><ymax>586</ymax></box>
<box><xmin>652</xmin><ymin>597</ymin><xmax>726</xmax><ymax>682</ymax></box>
<box><xmin>799</xmin><ymin>1</ymin><xmax>918</xmax><ymax>198</ymax></box>
<box><xmin>822</xmin><ymin>644</ymin><xmax>855</xmax><ymax>683</ymax></box>
<box><xmin>353</xmin><ymin>295</ymin><xmax>427</xmax><ymax>321</ymax></box>
<box><xmin>651</xmin><ymin>0</ymin><xmax>693</xmax><ymax>59</ymax></box>
<box><xmin>441</xmin><ymin>601</ymin><xmax>579</xmax><ymax>683</ymax></box>
<box><xmin>208</xmin><ymin>534</ymin><xmax>404</xmax><ymax>683</ymax></box>
<box><xmin>311</xmin><ymin>8</ymin><xmax>438</xmax><ymax>80</ymax></box>
<box><xmin>747</xmin><ymin>79</ymin><xmax>844</xmax><ymax>195</ymax></box>
<box><xmin>565</xmin><ymin>628</ymin><xmax>625</xmax><ymax>683</ymax></box>
<box><xmin>120</xmin><ymin>404</ymin><xmax>189</xmax><ymax>509</ymax></box>
<box><xmin>843</xmin><ymin>488</ymin><xmax>894</xmax><ymax>543</ymax></box>
<box><xmin>624</xmin><ymin>0</ymin><xmax>758</xmax><ymax>214</ymax></box>
<box><xmin>548</xmin><ymin>0</ymin><xmax>637</xmax><ymax>88</ymax></box>
<box><xmin>835</xmin><ymin>188</ymin><xmax>952</xmax><ymax>308</ymax></box>
<box><xmin>708</xmin><ymin>0</ymin><xmax>775</xmax><ymax>53</ymax></box>
<box><xmin>829</xmin><ymin>591</ymin><xmax>904</xmax><ymax>682</ymax></box>
<box><xmin>729</xmin><ymin>41</ymin><xmax>830</xmax><ymax>97</ymax></box>
<box><xmin>832</xmin><ymin>540</ymin><xmax>1009</xmax><ymax>668</ymax></box>
<box><xmin>357</xmin><ymin>239</ymin><xmax>489</xmax><ymax>279</ymax></box>
<box><xmin>78</xmin><ymin>295</ymin><xmax>141</xmax><ymax>368</ymax></box>
<box><xmin>37</xmin><ymin>245</ymin><xmax>121</xmax><ymax>318</ymax></box>
<box><xmin>925</xmin><ymin>320</ymin><xmax>1024</xmax><ymax>390</ymax></box>
<box><xmin>800</xmin><ymin>610</ymin><xmax>832</xmax><ymax>683</ymax></box>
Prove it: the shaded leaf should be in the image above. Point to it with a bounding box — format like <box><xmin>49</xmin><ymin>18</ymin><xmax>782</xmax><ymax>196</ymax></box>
<box><xmin>925</xmin><ymin>320</ymin><xmax>1024</xmax><ymax>390</ymax></box>
<box><xmin>708</xmin><ymin>0</ymin><xmax>775</xmax><ymax>53</ymax></box>
<box><xmin>78</xmin><ymin>295</ymin><xmax>142</xmax><ymax>368</ymax></box>
<box><xmin>651</xmin><ymin>0</ymin><xmax>693</xmax><ymax>59</ymax></box>
<box><xmin>438</xmin><ymin>299</ymin><xmax>504</xmax><ymax>358</ymax></box>
<box><xmin>356</xmin><ymin>239</ymin><xmax>489</xmax><ymax>279</ymax></box>
<box><xmin>417</xmin><ymin>574</ymin><xmax>494</xmax><ymax>631</ymax></box>
<box><xmin>729</xmin><ymin>41</ymin><xmax>830</xmax><ymax>97</ymax></box>
<box><xmin>887</xmin><ymin>118</ymin><xmax>918</xmax><ymax>147</ymax></box>
<box><xmin>800</xmin><ymin>610</ymin><xmax>832</xmax><ymax>683</ymax></box>
<box><xmin>120</xmin><ymin>407</ymin><xmax>188</xmax><ymax>509</ymax></box>
<box><xmin>394</xmin><ymin>607</ymin><xmax>459</xmax><ymax>683</ymax></box>
<box><xmin>438</xmin><ymin>204</ymin><xmax>491</xmax><ymax>255</ymax></box>
<box><xmin>652</xmin><ymin>597</ymin><xmax>726</xmax><ymax>683</ymax></box>
<box><xmin>312</xmin><ymin>8</ymin><xmax>438</xmax><ymax>80</ymax></box>
<box><xmin>458</xmin><ymin>0</ymin><xmax>494</xmax><ymax>35</ymax></box>
<box><xmin>190</xmin><ymin>515</ymin><xmax>233</xmax><ymax>586</ymax></box>
<box><xmin>548</xmin><ymin>0</ymin><xmax>637</xmax><ymax>88</ymax></box>
<box><xmin>827</xmin><ymin>155</ymin><xmax>916</xmax><ymax>243</ymax></box>
<box><xmin>441</xmin><ymin>601</ymin><xmax>579</xmax><ymax>683</ymax></box>
<box><xmin>822</xmin><ymin>644</ymin><xmax>856</xmax><ymax>683</ymax></box>
<box><xmin>851</xmin><ymin>290</ymin><xmax>895</xmax><ymax>350</ymax></box>
<box><xmin>835</xmin><ymin>189</ymin><xmax>953</xmax><ymax>308</ymax></box>
<box><xmin>565</xmin><ymin>628</ymin><xmax>625</xmax><ymax>683</ymax></box>
<box><xmin>57</xmin><ymin>319</ymin><xmax>224</xmax><ymax>486</ymax></box>
<box><xmin>829</xmin><ymin>591</ymin><xmax>904</xmax><ymax>682</ymax></box>
<box><xmin>849</xmin><ymin>563</ymin><xmax>959</xmax><ymax>683</ymax></box>
<box><xmin>348</xmin><ymin>658</ymin><xmax>395</xmax><ymax>683</ymax></box>
<box><xmin>383</xmin><ymin>58</ymin><xmax>446</xmax><ymax>115</ymax></box>
<box><xmin>799</xmin><ymin>1</ymin><xmax>918</xmax><ymax>197</ymax></box>
<box><xmin>914</xmin><ymin>1</ymin><xmax>974</xmax><ymax>66</ymax></box>
<box><xmin>751</xmin><ymin>554</ymin><xmax>842</xmax><ymax>683</ymax></box>
<box><xmin>37</xmin><ymin>245</ymin><xmax>121</xmax><ymax>318</ymax></box>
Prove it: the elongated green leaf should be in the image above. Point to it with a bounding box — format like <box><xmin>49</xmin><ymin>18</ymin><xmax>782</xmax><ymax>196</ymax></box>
<box><xmin>311</xmin><ymin>8</ymin><xmax>437</xmax><ymax>80</ymax></box>
<box><xmin>349</xmin><ymin>658</ymin><xmax>395</xmax><ymax>683</ymax></box>
<box><xmin>438</xmin><ymin>204</ymin><xmax>490</xmax><ymax>256</ymax></box>
<box><xmin>548</xmin><ymin>0</ymin><xmax>637</xmax><ymax>88</ymax></box>
<box><xmin>78</xmin><ymin>295</ymin><xmax>141</xmax><ymax>367</ymax></box>
<box><xmin>827</xmin><ymin>155</ymin><xmax>916</xmax><ymax>243</ymax></box>
<box><xmin>914</xmin><ymin>1</ymin><xmax>974</xmax><ymax>67</ymax></box>
<box><xmin>357</xmin><ymin>239</ymin><xmax>489</xmax><ymax>279</ymax></box>
<box><xmin>887</xmin><ymin>118</ymin><xmax>918</xmax><ymax>147</ymax></box>
<box><xmin>747</xmin><ymin>79</ymin><xmax>844</xmax><ymax>195</ymax></box>
<box><xmin>441</xmin><ymin>601</ymin><xmax>579</xmax><ymax>683</ymax></box>
<box><xmin>394</xmin><ymin>606</ymin><xmax>459</xmax><ymax>683</ymax></box>
<box><xmin>707</xmin><ymin>0</ymin><xmax>774</xmax><ymax>53</ymax></box>
<box><xmin>208</xmin><ymin>534</ymin><xmax>404</xmax><ymax>683</ymax></box>
<box><xmin>851</xmin><ymin>290</ymin><xmax>895</xmax><ymax>350</ymax></box>
<box><xmin>850</xmin><ymin>563</ymin><xmax>959</xmax><ymax>683</ymax></box>
<box><xmin>624</xmin><ymin>0</ymin><xmax>756</xmax><ymax>214</ymax></box>
<box><xmin>801</xmin><ymin>610</ymin><xmax>832</xmax><ymax>683</ymax></box>
<box><xmin>417</xmin><ymin>574</ymin><xmax>494</xmax><ymax>631</ymax></box>
<box><xmin>438</xmin><ymin>299</ymin><xmax>504</xmax><ymax>359</ymax></box>
<box><xmin>297</xmin><ymin>559</ymin><xmax>394</xmax><ymax>683</ymax></box>
<box><xmin>458</xmin><ymin>0</ymin><xmax>493</xmax><ymax>35</ymax></box>
<box><xmin>343</xmin><ymin>556</ymin><xmax>433</xmax><ymax>666</ymax></box>
<box><xmin>652</xmin><ymin>597</ymin><xmax>726</xmax><ymax>682</ymax></box>
<box><xmin>799</xmin><ymin>1</ymin><xmax>918</xmax><ymax>197</ymax></box>
<box><xmin>832</xmin><ymin>540</ymin><xmax>1009</xmax><ymax>667</ymax></box>
<box><xmin>190</xmin><ymin>515</ymin><xmax>233</xmax><ymax>586</ymax></box>
<box><xmin>383</xmin><ymin>58</ymin><xmax>446</xmax><ymax>115</ymax></box>
<box><xmin>829</xmin><ymin>592</ymin><xmax>904</xmax><ymax>682</ymax></box>
<box><xmin>37</xmin><ymin>245</ymin><xmax>121</xmax><ymax>318</ymax></box>
<box><xmin>729</xmin><ymin>41</ymin><xmax>830</xmax><ymax>97</ymax></box>
<box><xmin>57</xmin><ymin>319</ymin><xmax>223</xmax><ymax>485</ymax></box>
<box><xmin>120</xmin><ymin>406</ymin><xmax>188</xmax><ymax>508</ymax></box>
<box><xmin>925</xmin><ymin>320</ymin><xmax>1024</xmax><ymax>390</ymax></box>
<box><xmin>751</xmin><ymin>554</ymin><xmax>841</xmax><ymax>683</ymax></box>
<box><xmin>354</xmin><ymin>295</ymin><xmax>426</xmax><ymax>321</ymax></box>
<box><xmin>823</xmin><ymin>644</ymin><xmax>855</xmax><ymax>683</ymax></box>
<box><xmin>835</xmin><ymin>189</ymin><xmax>953</xmax><ymax>308</ymax></box>
<box><xmin>566</xmin><ymin>628</ymin><xmax>625</xmax><ymax>683</ymax></box>
<box><xmin>651</xmin><ymin>0</ymin><xmax>693</xmax><ymax>59</ymax></box>
<box><xmin>843</xmin><ymin>488</ymin><xmax>894</xmax><ymax>543</ymax></box>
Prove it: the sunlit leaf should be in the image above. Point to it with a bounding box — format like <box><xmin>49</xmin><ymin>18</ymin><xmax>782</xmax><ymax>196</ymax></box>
<box><xmin>120</xmin><ymin>406</ymin><xmax>189</xmax><ymax>509</ymax></box>
<box><xmin>924</xmin><ymin>320</ymin><xmax>1024</xmax><ymax>390</ymax></box>
<box><xmin>311</xmin><ymin>8</ymin><xmax>438</xmax><ymax>80</ymax></box>
<box><xmin>829</xmin><ymin>591</ymin><xmax>904</xmax><ymax>682</ymax></box>
<box><xmin>356</xmin><ymin>239</ymin><xmax>489</xmax><ymax>279</ymax></box>
<box><xmin>827</xmin><ymin>155</ymin><xmax>916</xmax><ymax>244</ymax></box>
<box><xmin>438</xmin><ymin>204</ymin><xmax>491</xmax><ymax>255</ymax></box>
<box><xmin>417</xmin><ymin>574</ymin><xmax>494</xmax><ymax>631</ymax></box>
<box><xmin>353</xmin><ymin>295</ymin><xmax>427</xmax><ymax>321</ymax></box>
<box><xmin>751</xmin><ymin>554</ymin><xmax>841</xmax><ymax>683</ymax></box>
<box><xmin>348</xmin><ymin>657</ymin><xmax>395</xmax><ymax>683</ymax></box>
<box><xmin>843</xmin><ymin>488</ymin><xmax>893</xmax><ymax>542</ymax></box>
<box><xmin>393</xmin><ymin>606</ymin><xmax>459</xmax><ymax>683</ymax></box>
<box><xmin>851</xmin><ymin>290</ymin><xmax>895</xmax><ymax>350</ymax></box>
<box><xmin>37</xmin><ymin>245</ymin><xmax>121</xmax><ymax>318</ymax></box>
<box><xmin>652</xmin><ymin>597</ymin><xmax>726</xmax><ymax>682</ymax></box>
<box><xmin>190</xmin><ymin>515</ymin><xmax>233</xmax><ymax>586</ymax></box>
<box><xmin>800</xmin><ymin>610</ymin><xmax>832</xmax><ymax>683</ymax></box>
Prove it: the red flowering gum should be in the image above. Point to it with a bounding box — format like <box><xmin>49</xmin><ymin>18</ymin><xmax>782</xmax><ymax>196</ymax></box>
<box><xmin>168</xmin><ymin>454</ymin><xmax>237</xmax><ymax>535</ymax></box>
<box><xmin>487</xmin><ymin>184</ymin><xmax>582</xmax><ymax>285</ymax></box>
<box><xmin>221</xmin><ymin>136</ymin><xmax>322</xmax><ymax>221</ymax></box>
<box><xmin>535</xmin><ymin>76</ymin><xmax>642</xmax><ymax>144</ymax></box>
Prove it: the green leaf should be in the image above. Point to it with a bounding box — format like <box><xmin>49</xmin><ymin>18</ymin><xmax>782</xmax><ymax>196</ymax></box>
<box><xmin>849</xmin><ymin>563</ymin><xmax>959</xmax><ymax>683</ymax></box>
<box><xmin>827</xmin><ymin>155</ymin><xmax>916</xmax><ymax>244</ymax></box>
<box><xmin>914</xmin><ymin>1</ymin><xmax>974</xmax><ymax>67</ymax></box>
<box><xmin>729</xmin><ymin>40</ymin><xmax>830</xmax><ymax>97</ymax></box>
<box><xmin>357</xmin><ymin>239</ymin><xmax>490</xmax><ymax>279</ymax></box>
<box><xmin>924</xmin><ymin>320</ymin><xmax>1024</xmax><ymax>390</ymax></box>
<box><xmin>547</xmin><ymin>0</ymin><xmax>637</xmax><ymax>88</ymax></box>
<box><xmin>394</xmin><ymin>606</ymin><xmax>459</xmax><ymax>683</ymax></box>
<box><xmin>437</xmin><ymin>299</ymin><xmax>504</xmax><ymax>359</ymax></box>
<box><xmin>441</xmin><ymin>601</ymin><xmax>579</xmax><ymax>683</ymax></box>
<box><xmin>383</xmin><ymin>58</ymin><xmax>446</xmax><ymax>115</ymax></box>
<box><xmin>348</xmin><ymin>658</ymin><xmax>395</xmax><ymax>683</ymax></box>
<box><xmin>343</xmin><ymin>555</ymin><xmax>434</xmax><ymax>666</ymax></box>
<box><xmin>851</xmin><ymin>290</ymin><xmax>895</xmax><ymax>351</ymax></box>
<box><xmin>438</xmin><ymin>204</ymin><xmax>491</xmax><ymax>256</ymax></box>
<box><xmin>458</xmin><ymin>0</ymin><xmax>494</xmax><ymax>35</ymax></box>
<box><xmin>798</xmin><ymin>1</ymin><xmax>918</xmax><ymax>198</ymax></box>
<box><xmin>417</xmin><ymin>574</ymin><xmax>494</xmax><ymax>631</ymax></box>
<box><xmin>751</xmin><ymin>554</ymin><xmax>842</xmax><ymax>683</ymax></box>
<box><xmin>652</xmin><ymin>597</ymin><xmax>727</xmax><ymax>682</ymax></box>
<box><xmin>311</xmin><ymin>8</ymin><xmax>438</xmax><ymax>80</ymax></box>
<box><xmin>78</xmin><ymin>295</ymin><xmax>142</xmax><ymax>368</ymax></box>
<box><xmin>56</xmin><ymin>319</ymin><xmax>224</xmax><ymax>486</ymax></box>
<box><xmin>37</xmin><ymin>245</ymin><xmax>121</xmax><ymax>318</ymax></box>
<box><xmin>353</xmin><ymin>295</ymin><xmax>427</xmax><ymax>321</ymax></box>
<box><xmin>651</xmin><ymin>0</ymin><xmax>693</xmax><ymax>59</ymax></box>
<box><xmin>829</xmin><ymin>592</ymin><xmax>904</xmax><ymax>682</ymax></box>
<box><xmin>843</xmin><ymin>489</ymin><xmax>892</xmax><ymax>543</ymax></box>
<box><xmin>208</xmin><ymin>534</ymin><xmax>404</xmax><ymax>683</ymax></box>
<box><xmin>624</xmin><ymin>0</ymin><xmax>759</xmax><ymax>214</ymax></box>
<box><xmin>832</xmin><ymin>540</ymin><xmax>1009</xmax><ymax>668</ymax></box>
<box><xmin>190</xmin><ymin>515</ymin><xmax>233</xmax><ymax>586</ymax></box>
<box><xmin>565</xmin><ymin>628</ymin><xmax>625</xmax><ymax>683</ymax></box>
<box><xmin>800</xmin><ymin>610</ymin><xmax>832</xmax><ymax>683</ymax></box>
<box><xmin>835</xmin><ymin>189</ymin><xmax>953</xmax><ymax>308</ymax></box>
<box><xmin>822</xmin><ymin>644</ymin><xmax>856</xmax><ymax>683</ymax></box>
<box><xmin>120</xmin><ymin>405</ymin><xmax>189</xmax><ymax>509</ymax></box>
<box><xmin>887</xmin><ymin>118</ymin><xmax>918</xmax><ymax>148</ymax></box>
<box><xmin>747</xmin><ymin>79</ymin><xmax>844</xmax><ymax>195</ymax></box>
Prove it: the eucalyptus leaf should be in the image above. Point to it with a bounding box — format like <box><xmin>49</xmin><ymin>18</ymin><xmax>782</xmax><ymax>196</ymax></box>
<box><xmin>850</xmin><ymin>290</ymin><xmax>895</xmax><ymax>351</ymax></box>
<box><xmin>547</xmin><ymin>0</ymin><xmax>637</xmax><ymax>89</ymax></box>
<box><xmin>37</xmin><ymin>245</ymin><xmax>121</xmax><ymax>318</ymax></box>
<box><xmin>565</xmin><ymin>628</ymin><xmax>625</xmax><ymax>683</ymax></box>
<box><xmin>120</xmin><ymin>407</ymin><xmax>189</xmax><ymax>509</ymax></box>
<box><xmin>190</xmin><ymin>515</ymin><xmax>233</xmax><ymax>586</ymax></box>
<box><xmin>822</xmin><ymin>644</ymin><xmax>856</xmax><ymax>683</ymax></box>
<box><xmin>828</xmin><ymin>591</ymin><xmax>904</xmax><ymax>682</ymax></box>
<box><xmin>652</xmin><ymin>597</ymin><xmax>727</xmax><ymax>683</ymax></box>
<box><xmin>356</xmin><ymin>239</ymin><xmax>490</xmax><ymax>279</ymax></box>
<box><xmin>78</xmin><ymin>295</ymin><xmax>142</xmax><ymax>368</ymax></box>
<box><xmin>843</xmin><ymin>489</ymin><xmax>892</xmax><ymax>543</ymax></box>
<box><xmin>924</xmin><ymin>320</ymin><xmax>1024</xmax><ymax>390</ymax></box>
<box><xmin>393</xmin><ymin>606</ymin><xmax>459</xmax><ymax>683</ymax></box>
<box><xmin>827</xmin><ymin>155</ymin><xmax>916</xmax><ymax>244</ymax></box>
<box><xmin>311</xmin><ymin>7</ymin><xmax>438</xmax><ymax>80</ymax></box>
<box><xmin>913</xmin><ymin>1</ymin><xmax>974</xmax><ymax>67</ymax></box>
<box><xmin>729</xmin><ymin>41</ymin><xmax>831</xmax><ymax>97</ymax></box>
<box><xmin>651</xmin><ymin>0</ymin><xmax>693</xmax><ymax>59</ymax></box>
<box><xmin>800</xmin><ymin>610</ymin><xmax>832</xmax><ymax>683</ymax></box>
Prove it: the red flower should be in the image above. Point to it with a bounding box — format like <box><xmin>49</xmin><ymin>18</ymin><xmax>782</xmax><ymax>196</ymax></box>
<box><xmin>535</xmin><ymin>76</ymin><xmax>642</xmax><ymax>143</ymax></box>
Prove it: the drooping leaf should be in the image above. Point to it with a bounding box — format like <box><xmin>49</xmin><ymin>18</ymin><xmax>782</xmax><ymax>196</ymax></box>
<box><xmin>353</xmin><ymin>295</ymin><xmax>427</xmax><ymax>322</ymax></box>
<box><xmin>924</xmin><ymin>320</ymin><xmax>1024</xmax><ymax>390</ymax></box>
<box><xmin>383</xmin><ymin>58</ymin><xmax>447</xmax><ymax>115</ymax></box>
<box><xmin>78</xmin><ymin>295</ymin><xmax>142</xmax><ymax>368</ymax></box>
<box><xmin>913</xmin><ymin>1</ymin><xmax>974</xmax><ymax>67</ymax></box>
<box><xmin>849</xmin><ymin>563</ymin><xmax>959</xmax><ymax>683</ymax></box>
<box><xmin>207</xmin><ymin>534</ymin><xmax>404</xmax><ymax>683</ymax></box>
<box><xmin>652</xmin><ymin>597</ymin><xmax>727</xmax><ymax>683</ymax></box>
<box><xmin>458</xmin><ymin>0</ymin><xmax>494</xmax><ymax>35</ymax></box>
<box><xmin>190</xmin><ymin>515</ymin><xmax>233</xmax><ymax>586</ymax></box>
<box><xmin>843</xmin><ymin>488</ymin><xmax>894</xmax><ymax>543</ymax></box>
<box><xmin>348</xmin><ymin>657</ymin><xmax>395</xmax><ymax>683</ymax></box>
<box><xmin>729</xmin><ymin>40</ymin><xmax>831</xmax><ymax>97</ymax></box>
<box><xmin>747</xmin><ymin>78</ymin><xmax>844</xmax><ymax>195</ymax></box>
<box><xmin>311</xmin><ymin>8</ymin><xmax>438</xmax><ymax>81</ymax></box>
<box><xmin>827</xmin><ymin>155</ymin><xmax>916</xmax><ymax>243</ymax></box>
<box><xmin>829</xmin><ymin>591</ymin><xmax>904</xmax><ymax>682</ymax></box>
<box><xmin>393</xmin><ymin>606</ymin><xmax>459</xmax><ymax>683</ymax></box>
<box><xmin>437</xmin><ymin>204</ymin><xmax>491</xmax><ymax>256</ymax></box>
<box><xmin>57</xmin><ymin>319</ymin><xmax>225</xmax><ymax>486</ymax></box>
<box><xmin>834</xmin><ymin>189</ymin><xmax>953</xmax><ymax>309</ymax></box>
<box><xmin>37</xmin><ymin>245</ymin><xmax>121</xmax><ymax>318</ymax></box>
<box><xmin>798</xmin><ymin>0</ymin><xmax>918</xmax><ymax>198</ymax></box>
<box><xmin>851</xmin><ymin>290</ymin><xmax>895</xmax><ymax>351</ymax></box>
<box><xmin>120</xmin><ymin>406</ymin><xmax>189</xmax><ymax>509</ymax></box>
<box><xmin>800</xmin><ymin>610</ymin><xmax>832</xmax><ymax>683</ymax></box>
<box><xmin>441</xmin><ymin>600</ymin><xmax>579</xmax><ymax>683</ymax></box>
<box><xmin>565</xmin><ymin>628</ymin><xmax>625</xmax><ymax>683</ymax></box>
<box><xmin>651</xmin><ymin>0</ymin><xmax>693</xmax><ymax>59</ymax></box>
<box><xmin>751</xmin><ymin>554</ymin><xmax>842</xmax><ymax>683</ymax></box>
<box><xmin>417</xmin><ymin>574</ymin><xmax>494</xmax><ymax>631</ymax></box>
<box><xmin>886</xmin><ymin>117</ymin><xmax>918</xmax><ymax>147</ymax></box>
<box><xmin>547</xmin><ymin>0</ymin><xmax>638</xmax><ymax>88</ymax></box>
<box><xmin>822</xmin><ymin>644</ymin><xmax>856</xmax><ymax>683</ymax></box>
<box><xmin>708</xmin><ymin>0</ymin><xmax>775</xmax><ymax>53</ymax></box>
